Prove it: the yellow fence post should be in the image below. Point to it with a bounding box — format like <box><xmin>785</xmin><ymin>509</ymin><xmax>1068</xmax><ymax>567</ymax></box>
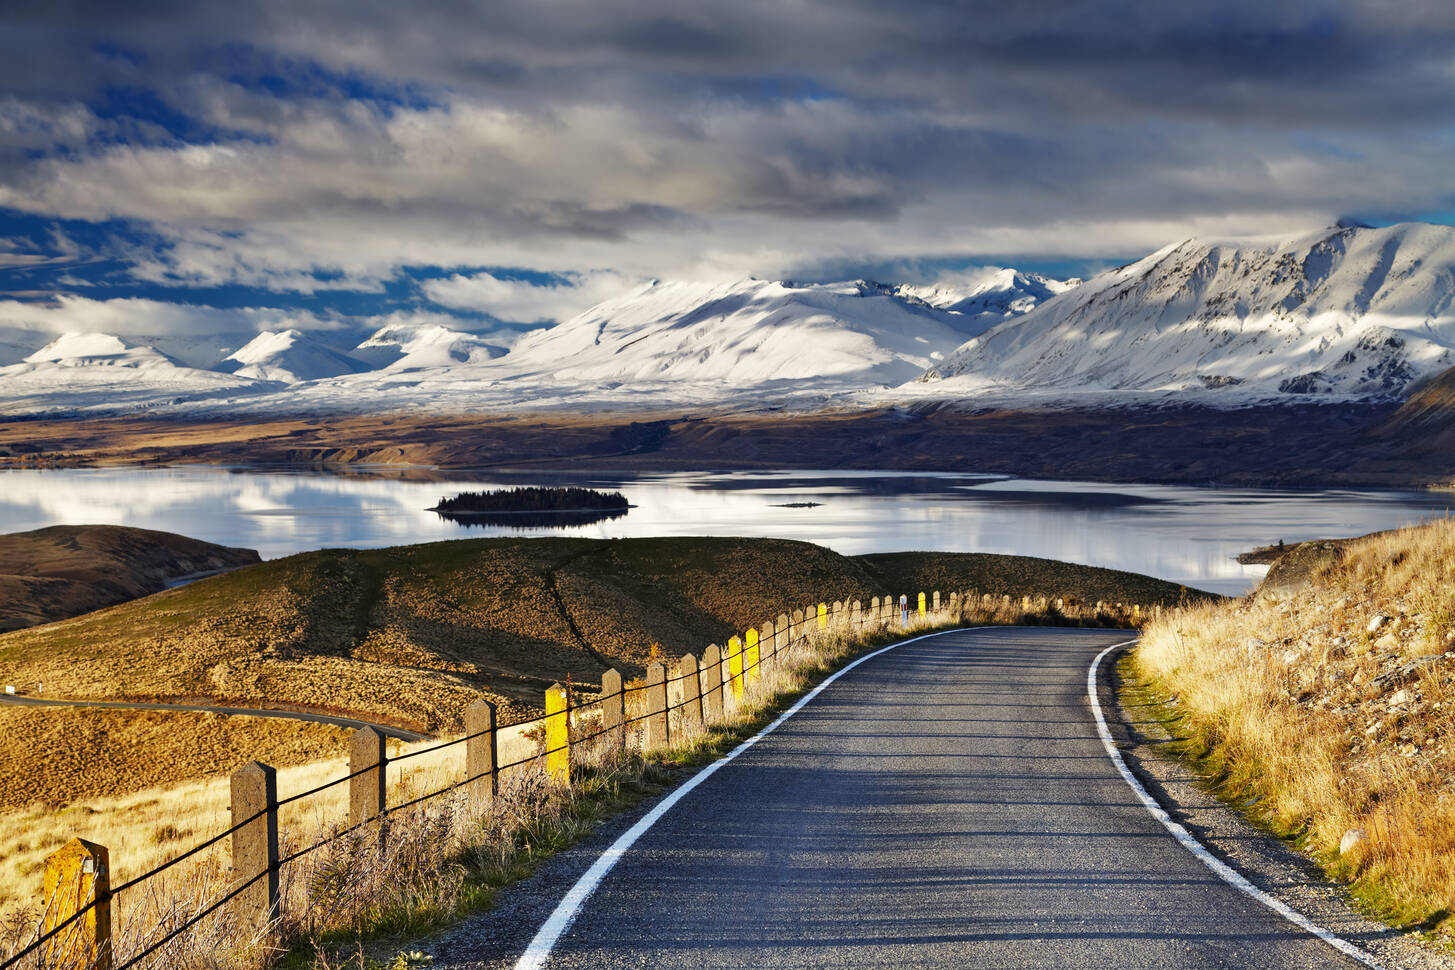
<box><xmin>744</xmin><ymin>628</ymin><xmax>760</xmax><ymax>690</ymax></box>
<box><xmin>918</xmin><ymin>592</ymin><xmax>926</xmax><ymax>617</ymax></box>
<box><xmin>817</xmin><ymin>603</ymin><xmax>827</xmax><ymax>630</ymax></box>
<box><xmin>727</xmin><ymin>636</ymin><xmax>744</xmax><ymax>703</ymax></box>
<box><xmin>43</xmin><ymin>838</ymin><xmax>111</xmax><ymax>970</ymax></box>
<box><xmin>545</xmin><ymin>682</ymin><xmax>569</xmax><ymax>785</ymax></box>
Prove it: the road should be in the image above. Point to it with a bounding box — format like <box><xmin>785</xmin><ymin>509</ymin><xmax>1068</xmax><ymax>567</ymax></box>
<box><xmin>511</xmin><ymin>626</ymin><xmax>1370</xmax><ymax>969</ymax></box>
<box><xmin>0</xmin><ymin>693</ymin><xmax>428</xmax><ymax>741</ymax></box>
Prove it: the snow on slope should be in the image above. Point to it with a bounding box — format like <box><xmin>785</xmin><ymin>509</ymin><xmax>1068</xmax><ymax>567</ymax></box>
<box><xmin>488</xmin><ymin>278</ymin><xmax>988</xmax><ymax>390</ymax></box>
<box><xmin>897</xmin><ymin>269</ymin><xmax>1079</xmax><ymax>336</ymax></box>
<box><xmin>353</xmin><ymin>321</ymin><xmax>507</xmax><ymax>370</ymax></box>
<box><xmin>0</xmin><ymin>332</ymin><xmax>266</xmax><ymax>415</ymax></box>
<box><xmin>221</xmin><ymin>329</ymin><xmax>369</xmax><ymax>384</ymax></box>
<box><xmin>915</xmin><ymin>222</ymin><xmax>1455</xmax><ymax>403</ymax></box>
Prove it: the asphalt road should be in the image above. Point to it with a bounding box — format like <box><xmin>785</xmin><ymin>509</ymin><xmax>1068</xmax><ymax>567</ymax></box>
<box><xmin>513</xmin><ymin>626</ymin><xmax>1369</xmax><ymax>969</ymax></box>
<box><xmin>0</xmin><ymin>693</ymin><xmax>428</xmax><ymax>741</ymax></box>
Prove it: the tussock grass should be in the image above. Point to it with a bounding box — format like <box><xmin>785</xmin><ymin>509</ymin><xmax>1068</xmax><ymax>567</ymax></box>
<box><xmin>1134</xmin><ymin>519</ymin><xmax>1455</xmax><ymax>938</ymax></box>
<box><xmin>2</xmin><ymin>590</ymin><xmax>1145</xmax><ymax>970</ymax></box>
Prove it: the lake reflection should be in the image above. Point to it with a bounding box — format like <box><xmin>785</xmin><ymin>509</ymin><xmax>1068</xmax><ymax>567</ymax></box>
<box><xmin>0</xmin><ymin>466</ymin><xmax>1451</xmax><ymax>595</ymax></box>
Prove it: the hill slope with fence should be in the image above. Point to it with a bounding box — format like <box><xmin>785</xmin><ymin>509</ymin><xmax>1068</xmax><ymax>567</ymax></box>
<box><xmin>3</xmin><ymin>586</ymin><xmax>1176</xmax><ymax>970</ymax></box>
<box><xmin>0</xmin><ymin>536</ymin><xmax>1200</xmax><ymax>738</ymax></box>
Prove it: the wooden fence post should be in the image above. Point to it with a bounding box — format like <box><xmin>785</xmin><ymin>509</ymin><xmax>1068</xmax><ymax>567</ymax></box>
<box><xmin>43</xmin><ymin>838</ymin><xmax>111</xmax><ymax>970</ymax></box>
<box><xmin>645</xmin><ymin>662</ymin><xmax>668</xmax><ymax>748</ymax></box>
<box><xmin>230</xmin><ymin>761</ymin><xmax>279</xmax><ymax>941</ymax></box>
<box><xmin>726</xmin><ymin>636</ymin><xmax>744</xmax><ymax>704</ymax></box>
<box><xmin>678</xmin><ymin>653</ymin><xmax>702</xmax><ymax>734</ymax></box>
<box><xmin>465</xmin><ymin>698</ymin><xmax>497</xmax><ymax>806</ymax></box>
<box><xmin>349</xmin><ymin>727</ymin><xmax>386</xmax><ymax>846</ymax></box>
<box><xmin>744</xmin><ymin>629</ymin><xmax>760</xmax><ymax>691</ymax></box>
<box><xmin>601</xmin><ymin>668</ymin><xmax>625</xmax><ymax>751</ymax></box>
<box><xmin>700</xmin><ymin>645</ymin><xmax>722</xmax><ymax>724</ymax></box>
<box><xmin>545</xmin><ymin>683</ymin><xmax>570</xmax><ymax>785</ymax></box>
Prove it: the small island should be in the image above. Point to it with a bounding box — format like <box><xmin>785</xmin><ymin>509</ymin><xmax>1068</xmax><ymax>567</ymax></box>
<box><xmin>430</xmin><ymin>486</ymin><xmax>631</xmax><ymax>528</ymax></box>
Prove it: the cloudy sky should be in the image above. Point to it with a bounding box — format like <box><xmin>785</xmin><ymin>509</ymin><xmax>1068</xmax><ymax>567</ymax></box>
<box><xmin>3</xmin><ymin>0</ymin><xmax>1455</xmax><ymax>336</ymax></box>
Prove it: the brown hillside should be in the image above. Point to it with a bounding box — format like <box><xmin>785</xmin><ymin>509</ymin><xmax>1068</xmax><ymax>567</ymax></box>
<box><xmin>856</xmin><ymin>551</ymin><xmax>1205</xmax><ymax>607</ymax></box>
<box><xmin>0</xmin><ymin>535</ymin><xmax>1197</xmax><ymax>734</ymax></box>
<box><xmin>0</xmin><ymin>524</ymin><xmax>259</xmax><ymax>633</ymax></box>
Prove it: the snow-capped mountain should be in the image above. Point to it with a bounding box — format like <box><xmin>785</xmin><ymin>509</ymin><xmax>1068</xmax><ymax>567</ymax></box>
<box><xmin>220</xmin><ymin>329</ymin><xmax>369</xmax><ymax>384</ymax></box>
<box><xmin>918</xmin><ymin>222</ymin><xmax>1455</xmax><ymax>402</ymax></box>
<box><xmin>0</xmin><ymin>331</ymin><xmax>266</xmax><ymax>413</ymax></box>
<box><xmin>23</xmin><ymin>331</ymin><xmax>179</xmax><ymax>368</ymax></box>
<box><xmin>896</xmin><ymin>269</ymin><xmax>1079</xmax><ymax>335</ymax></box>
<box><xmin>490</xmin><ymin>278</ymin><xmax>993</xmax><ymax>391</ymax></box>
<box><xmin>353</xmin><ymin>321</ymin><xmax>507</xmax><ymax>370</ymax></box>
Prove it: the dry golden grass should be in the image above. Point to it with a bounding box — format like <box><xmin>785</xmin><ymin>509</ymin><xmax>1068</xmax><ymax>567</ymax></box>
<box><xmin>0</xmin><ymin>536</ymin><xmax>1172</xmax><ymax>743</ymax></box>
<box><xmin>1136</xmin><ymin>518</ymin><xmax>1455</xmax><ymax>934</ymax></box>
<box><xmin>0</xmin><ymin>708</ymin><xmax>350</xmax><ymax>811</ymax></box>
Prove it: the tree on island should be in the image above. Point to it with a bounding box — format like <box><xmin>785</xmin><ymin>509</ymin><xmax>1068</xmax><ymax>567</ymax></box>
<box><xmin>432</xmin><ymin>486</ymin><xmax>629</xmax><ymax>514</ymax></box>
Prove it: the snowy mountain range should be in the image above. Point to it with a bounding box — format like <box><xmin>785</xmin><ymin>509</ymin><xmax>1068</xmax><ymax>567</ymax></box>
<box><xmin>917</xmin><ymin>222</ymin><xmax>1455</xmax><ymax>403</ymax></box>
<box><xmin>5</xmin><ymin>222</ymin><xmax>1455</xmax><ymax>416</ymax></box>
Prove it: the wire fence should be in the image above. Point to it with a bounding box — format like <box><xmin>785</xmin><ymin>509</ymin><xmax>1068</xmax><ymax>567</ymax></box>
<box><xmin>3</xmin><ymin>589</ymin><xmax>1151</xmax><ymax>970</ymax></box>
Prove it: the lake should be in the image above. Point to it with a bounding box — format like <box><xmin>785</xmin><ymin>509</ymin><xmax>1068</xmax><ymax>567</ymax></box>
<box><xmin>0</xmin><ymin>466</ymin><xmax>1451</xmax><ymax>594</ymax></box>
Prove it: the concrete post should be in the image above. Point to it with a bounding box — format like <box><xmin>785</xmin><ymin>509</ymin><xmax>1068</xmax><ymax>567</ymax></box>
<box><xmin>349</xmin><ymin>727</ymin><xmax>386</xmax><ymax>831</ymax></box>
<box><xmin>229</xmin><ymin>761</ymin><xmax>279</xmax><ymax>941</ymax></box>
<box><xmin>791</xmin><ymin>609</ymin><xmax>804</xmax><ymax>645</ymax></box>
<box><xmin>645</xmin><ymin>662</ymin><xmax>668</xmax><ymax>748</ymax></box>
<box><xmin>43</xmin><ymin>838</ymin><xmax>111</xmax><ymax>970</ymax></box>
<box><xmin>678</xmin><ymin>653</ymin><xmax>702</xmax><ymax>734</ymax></box>
<box><xmin>761</xmin><ymin>620</ymin><xmax>776</xmax><ymax>668</ymax></box>
<box><xmin>744</xmin><ymin>628</ymin><xmax>760</xmax><ymax>690</ymax></box>
<box><xmin>465</xmin><ymin>698</ymin><xmax>497</xmax><ymax>807</ymax></box>
<box><xmin>700</xmin><ymin>644</ymin><xmax>722</xmax><ymax>723</ymax></box>
<box><xmin>933</xmin><ymin>590</ymin><xmax>940</xmax><ymax>613</ymax></box>
<box><xmin>726</xmin><ymin>636</ymin><xmax>744</xmax><ymax>704</ymax></box>
<box><xmin>871</xmin><ymin>595</ymin><xmax>880</xmax><ymax>622</ymax></box>
<box><xmin>776</xmin><ymin>614</ymin><xmax>789</xmax><ymax>655</ymax></box>
<box><xmin>918</xmin><ymin>592</ymin><xmax>927</xmax><ymax>617</ymax></box>
<box><xmin>545</xmin><ymin>683</ymin><xmax>569</xmax><ymax>785</ymax></box>
<box><xmin>601</xmin><ymin>668</ymin><xmax>625</xmax><ymax>751</ymax></box>
<box><xmin>817</xmin><ymin>603</ymin><xmax>827</xmax><ymax>630</ymax></box>
<box><xmin>851</xmin><ymin>599</ymin><xmax>862</xmax><ymax>628</ymax></box>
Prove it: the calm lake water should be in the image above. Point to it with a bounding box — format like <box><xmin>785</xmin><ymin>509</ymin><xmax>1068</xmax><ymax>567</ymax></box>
<box><xmin>1</xmin><ymin>466</ymin><xmax>1451</xmax><ymax>594</ymax></box>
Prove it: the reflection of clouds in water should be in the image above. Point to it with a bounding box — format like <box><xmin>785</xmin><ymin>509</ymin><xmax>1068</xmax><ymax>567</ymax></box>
<box><xmin>0</xmin><ymin>467</ymin><xmax>1449</xmax><ymax>595</ymax></box>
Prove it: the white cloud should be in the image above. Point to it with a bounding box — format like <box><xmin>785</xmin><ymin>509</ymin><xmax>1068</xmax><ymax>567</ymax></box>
<box><xmin>0</xmin><ymin>295</ymin><xmax>342</xmax><ymax>338</ymax></box>
<box><xmin>422</xmin><ymin>270</ymin><xmax>639</xmax><ymax>322</ymax></box>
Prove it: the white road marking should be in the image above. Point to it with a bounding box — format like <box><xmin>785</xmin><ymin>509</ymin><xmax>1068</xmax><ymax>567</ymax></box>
<box><xmin>512</xmin><ymin>625</ymin><xmax>992</xmax><ymax>970</ymax></box>
<box><xmin>1088</xmin><ymin>640</ymin><xmax>1383</xmax><ymax>969</ymax></box>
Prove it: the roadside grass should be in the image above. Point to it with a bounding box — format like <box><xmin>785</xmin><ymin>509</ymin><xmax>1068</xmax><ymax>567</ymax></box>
<box><xmin>1</xmin><ymin>598</ymin><xmax>1133</xmax><ymax>970</ymax></box>
<box><xmin>1132</xmin><ymin>519</ymin><xmax>1455</xmax><ymax>943</ymax></box>
<box><xmin>287</xmin><ymin>616</ymin><xmax>954</xmax><ymax>970</ymax></box>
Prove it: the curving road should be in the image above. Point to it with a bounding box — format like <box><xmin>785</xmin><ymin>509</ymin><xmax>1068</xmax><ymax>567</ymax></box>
<box><xmin>508</xmin><ymin>626</ymin><xmax>1371</xmax><ymax>969</ymax></box>
<box><xmin>0</xmin><ymin>693</ymin><xmax>428</xmax><ymax>741</ymax></box>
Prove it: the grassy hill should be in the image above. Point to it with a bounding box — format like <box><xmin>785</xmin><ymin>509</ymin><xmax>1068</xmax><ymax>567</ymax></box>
<box><xmin>0</xmin><ymin>535</ymin><xmax>1198</xmax><ymax>733</ymax></box>
<box><xmin>1135</xmin><ymin>520</ymin><xmax>1455</xmax><ymax>937</ymax></box>
<box><xmin>0</xmin><ymin>524</ymin><xmax>259</xmax><ymax>632</ymax></box>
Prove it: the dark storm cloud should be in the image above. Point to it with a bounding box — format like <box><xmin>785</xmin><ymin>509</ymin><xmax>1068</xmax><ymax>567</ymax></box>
<box><xmin>0</xmin><ymin>0</ymin><xmax>1453</xmax><ymax>300</ymax></box>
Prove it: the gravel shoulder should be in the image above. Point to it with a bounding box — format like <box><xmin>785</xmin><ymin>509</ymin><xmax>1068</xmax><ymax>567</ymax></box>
<box><xmin>1108</xmin><ymin>647</ymin><xmax>1455</xmax><ymax>970</ymax></box>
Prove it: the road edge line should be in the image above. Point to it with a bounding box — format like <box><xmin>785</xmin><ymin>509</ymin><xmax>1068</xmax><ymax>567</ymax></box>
<box><xmin>1088</xmin><ymin>640</ymin><xmax>1384</xmax><ymax>969</ymax></box>
<box><xmin>512</xmin><ymin>624</ymin><xmax>993</xmax><ymax>970</ymax></box>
